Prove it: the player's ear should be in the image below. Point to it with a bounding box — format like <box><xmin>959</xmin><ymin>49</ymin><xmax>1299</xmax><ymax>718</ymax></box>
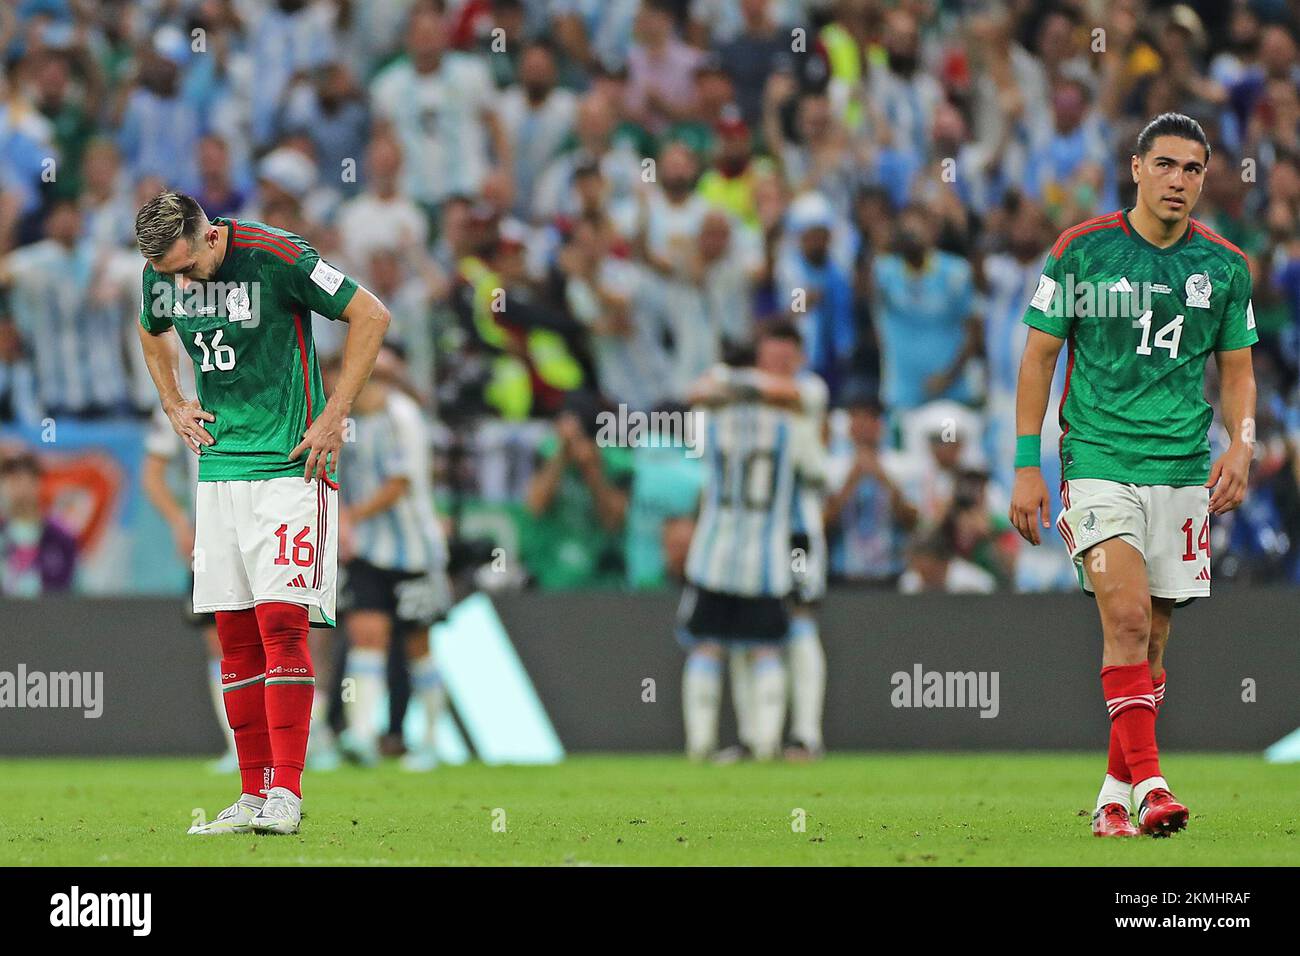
<box><xmin>1130</xmin><ymin>154</ymin><xmax>1140</xmax><ymax>184</ymax></box>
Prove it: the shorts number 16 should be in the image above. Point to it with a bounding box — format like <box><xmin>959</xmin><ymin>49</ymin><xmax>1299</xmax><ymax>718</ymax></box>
<box><xmin>273</xmin><ymin>523</ymin><xmax>316</xmax><ymax>567</ymax></box>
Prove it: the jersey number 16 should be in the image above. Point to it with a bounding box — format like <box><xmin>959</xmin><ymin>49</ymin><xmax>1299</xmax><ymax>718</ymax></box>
<box><xmin>194</xmin><ymin>329</ymin><xmax>237</xmax><ymax>371</ymax></box>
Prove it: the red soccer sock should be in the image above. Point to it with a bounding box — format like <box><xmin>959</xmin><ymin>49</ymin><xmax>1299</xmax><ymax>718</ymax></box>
<box><xmin>1105</xmin><ymin>669</ymin><xmax>1165</xmax><ymax>783</ymax></box>
<box><xmin>257</xmin><ymin>601</ymin><xmax>313</xmax><ymax>798</ymax></box>
<box><xmin>215</xmin><ymin>610</ymin><xmax>273</xmax><ymax>796</ymax></box>
<box><xmin>1102</xmin><ymin>662</ymin><xmax>1161</xmax><ymax>785</ymax></box>
<box><xmin>1105</xmin><ymin>722</ymin><xmax>1131</xmax><ymax>784</ymax></box>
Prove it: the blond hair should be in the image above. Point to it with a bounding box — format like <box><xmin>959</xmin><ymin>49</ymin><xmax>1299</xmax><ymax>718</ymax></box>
<box><xmin>134</xmin><ymin>191</ymin><xmax>207</xmax><ymax>260</ymax></box>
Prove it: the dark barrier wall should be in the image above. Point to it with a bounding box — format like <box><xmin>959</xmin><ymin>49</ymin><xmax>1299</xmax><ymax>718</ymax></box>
<box><xmin>1</xmin><ymin>590</ymin><xmax>1296</xmax><ymax>755</ymax></box>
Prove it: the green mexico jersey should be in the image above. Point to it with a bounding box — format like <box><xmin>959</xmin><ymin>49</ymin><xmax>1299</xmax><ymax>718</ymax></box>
<box><xmin>1023</xmin><ymin>208</ymin><xmax>1257</xmax><ymax>487</ymax></box>
<box><xmin>139</xmin><ymin>218</ymin><xmax>359</xmax><ymax>482</ymax></box>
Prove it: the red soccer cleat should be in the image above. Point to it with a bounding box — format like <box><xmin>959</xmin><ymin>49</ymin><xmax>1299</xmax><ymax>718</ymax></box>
<box><xmin>1092</xmin><ymin>803</ymin><xmax>1139</xmax><ymax>837</ymax></box>
<box><xmin>1138</xmin><ymin>789</ymin><xmax>1189</xmax><ymax>837</ymax></box>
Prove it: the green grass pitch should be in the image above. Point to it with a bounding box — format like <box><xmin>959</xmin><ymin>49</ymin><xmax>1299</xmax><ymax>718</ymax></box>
<box><xmin>1</xmin><ymin>753</ymin><xmax>1296</xmax><ymax>866</ymax></box>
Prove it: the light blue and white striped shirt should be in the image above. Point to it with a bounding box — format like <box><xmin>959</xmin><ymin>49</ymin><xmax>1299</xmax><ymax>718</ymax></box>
<box><xmin>686</xmin><ymin>400</ymin><xmax>825</xmax><ymax>598</ymax></box>
<box><xmin>343</xmin><ymin>393</ymin><xmax>447</xmax><ymax>574</ymax></box>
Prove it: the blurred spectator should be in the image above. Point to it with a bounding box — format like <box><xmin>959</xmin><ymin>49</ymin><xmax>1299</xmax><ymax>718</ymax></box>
<box><xmin>981</xmin><ymin>197</ymin><xmax>1065</xmax><ymax>503</ymax></box>
<box><xmin>523</xmin><ymin>406</ymin><xmax>633</xmax><ymax>589</ymax></box>
<box><xmin>551</xmin><ymin>0</ymin><xmax>641</xmax><ymax>75</ymax></box>
<box><xmin>1</xmin><ymin>200</ymin><xmax>139</xmax><ymax>418</ymax></box>
<box><xmin>1019</xmin><ymin>76</ymin><xmax>1117</xmax><ymax>223</ymax></box>
<box><xmin>532</xmin><ymin>90</ymin><xmax>641</xmax><ymax>224</ymax></box>
<box><xmin>336</xmin><ymin>134</ymin><xmax>429</xmax><ymax>280</ymax></box>
<box><xmin>560</xmin><ymin>210</ymin><xmax>674</xmax><ymax>411</ymax></box>
<box><xmin>281</xmin><ymin>62</ymin><xmax>370</xmax><ymax>199</ymax></box>
<box><xmin>872</xmin><ymin>202</ymin><xmax>979</xmax><ymax>415</ymax></box>
<box><xmin>31</xmin><ymin>48</ymin><xmax>97</xmax><ymax>201</ymax></box>
<box><xmin>499</xmin><ymin>39</ymin><xmax>578</xmax><ymax>221</ymax></box>
<box><xmin>868</xmin><ymin>9</ymin><xmax>941</xmax><ymax>164</ymax></box>
<box><xmin>0</xmin><ymin>316</ymin><xmax>41</xmax><ymax>424</ymax></box>
<box><xmin>824</xmin><ymin>396</ymin><xmax>917</xmax><ymax>585</ymax></box>
<box><xmin>188</xmin><ymin>134</ymin><xmax>246</xmax><ymax>220</ymax></box>
<box><xmin>777</xmin><ymin>192</ymin><xmax>855</xmax><ymax>400</ymax></box>
<box><xmin>78</xmin><ymin>138</ymin><xmax>134</xmax><ymax>250</ymax></box>
<box><xmin>898</xmin><ymin>526</ymin><xmax>995</xmax><ymax>595</ymax></box>
<box><xmin>717</xmin><ymin>0</ymin><xmax>797</xmax><ymax>130</ymax></box>
<box><xmin>116</xmin><ymin>41</ymin><xmax>200</xmax><ymax>187</ymax></box>
<box><xmin>937</xmin><ymin>469</ymin><xmax>1019</xmax><ymax>590</ymax></box>
<box><xmin>0</xmin><ymin>450</ymin><xmax>77</xmax><ymax>596</ymax></box>
<box><xmin>246</xmin><ymin>0</ymin><xmax>339</xmax><ymax>149</ymax></box>
<box><xmin>369</xmin><ymin>4</ymin><xmax>510</xmax><ymax>209</ymax></box>
<box><xmin>697</xmin><ymin>105</ymin><xmax>774</xmax><ymax>230</ymax></box>
<box><xmin>625</xmin><ymin>0</ymin><xmax>702</xmax><ymax>136</ymax></box>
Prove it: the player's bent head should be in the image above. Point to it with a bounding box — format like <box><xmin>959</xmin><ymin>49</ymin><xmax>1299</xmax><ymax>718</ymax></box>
<box><xmin>135</xmin><ymin>191</ymin><xmax>213</xmax><ymax>277</ymax></box>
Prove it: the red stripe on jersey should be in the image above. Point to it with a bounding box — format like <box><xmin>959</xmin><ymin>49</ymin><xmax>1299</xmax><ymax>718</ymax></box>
<box><xmin>1050</xmin><ymin>214</ymin><xmax>1123</xmax><ymax>260</ymax></box>
<box><xmin>1189</xmin><ymin>220</ymin><xmax>1247</xmax><ymax>261</ymax></box>
<box><xmin>1057</xmin><ymin>335</ymin><xmax>1076</xmax><ymax>470</ymax></box>
<box><xmin>232</xmin><ymin>238</ymin><xmax>295</xmax><ymax>264</ymax></box>
<box><xmin>1050</xmin><ymin>213</ymin><xmax>1123</xmax><ymax>259</ymax></box>
<box><xmin>292</xmin><ymin>314</ymin><xmax>312</xmax><ymax>426</ymax></box>
<box><xmin>238</xmin><ymin>224</ymin><xmax>303</xmax><ymax>258</ymax></box>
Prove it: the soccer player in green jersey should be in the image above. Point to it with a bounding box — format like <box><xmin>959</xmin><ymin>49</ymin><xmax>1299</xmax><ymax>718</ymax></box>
<box><xmin>134</xmin><ymin>192</ymin><xmax>390</xmax><ymax>835</ymax></box>
<box><xmin>1010</xmin><ymin>114</ymin><xmax>1257</xmax><ymax>838</ymax></box>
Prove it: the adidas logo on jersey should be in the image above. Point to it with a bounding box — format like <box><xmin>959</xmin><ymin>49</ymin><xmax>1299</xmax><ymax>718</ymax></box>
<box><xmin>287</xmin><ymin>575</ymin><xmax>308</xmax><ymax>588</ymax></box>
<box><xmin>1194</xmin><ymin>567</ymin><xmax>1211</xmax><ymax>581</ymax></box>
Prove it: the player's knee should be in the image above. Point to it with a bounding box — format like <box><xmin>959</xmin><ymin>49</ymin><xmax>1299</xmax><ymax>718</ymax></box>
<box><xmin>1102</xmin><ymin>600</ymin><xmax>1150</xmax><ymax>649</ymax></box>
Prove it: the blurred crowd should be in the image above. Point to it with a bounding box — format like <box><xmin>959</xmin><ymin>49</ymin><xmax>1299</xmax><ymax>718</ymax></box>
<box><xmin>4</xmin><ymin>0</ymin><xmax>1300</xmax><ymax>596</ymax></box>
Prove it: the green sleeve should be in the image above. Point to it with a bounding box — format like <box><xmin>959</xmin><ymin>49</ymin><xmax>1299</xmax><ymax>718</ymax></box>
<box><xmin>1022</xmin><ymin>248</ymin><xmax>1073</xmax><ymax>339</ymax></box>
<box><xmin>1215</xmin><ymin>260</ymin><xmax>1259</xmax><ymax>352</ymax></box>
<box><xmin>277</xmin><ymin>252</ymin><xmax>360</xmax><ymax>322</ymax></box>
<box><xmin>138</xmin><ymin>266</ymin><xmax>174</xmax><ymax>334</ymax></box>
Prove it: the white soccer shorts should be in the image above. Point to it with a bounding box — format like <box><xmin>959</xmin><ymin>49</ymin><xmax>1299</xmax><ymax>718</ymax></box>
<box><xmin>193</xmin><ymin>477</ymin><xmax>338</xmax><ymax>626</ymax></box>
<box><xmin>1057</xmin><ymin>478</ymin><xmax>1211</xmax><ymax>601</ymax></box>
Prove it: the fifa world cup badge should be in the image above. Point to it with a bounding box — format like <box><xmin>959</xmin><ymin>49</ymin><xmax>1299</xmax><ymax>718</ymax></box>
<box><xmin>1185</xmin><ymin>273</ymin><xmax>1211</xmax><ymax>309</ymax></box>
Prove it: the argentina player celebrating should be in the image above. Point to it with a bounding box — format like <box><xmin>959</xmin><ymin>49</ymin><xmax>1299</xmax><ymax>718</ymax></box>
<box><xmin>678</xmin><ymin>323</ymin><xmax>827</xmax><ymax>761</ymax></box>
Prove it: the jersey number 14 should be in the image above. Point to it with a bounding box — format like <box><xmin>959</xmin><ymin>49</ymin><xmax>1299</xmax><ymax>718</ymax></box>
<box><xmin>1134</xmin><ymin>312</ymin><xmax>1184</xmax><ymax>359</ymax></box>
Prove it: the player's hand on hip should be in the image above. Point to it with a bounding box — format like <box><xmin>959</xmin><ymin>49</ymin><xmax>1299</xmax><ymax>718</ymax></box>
<box><xmin>1009</xmin><ymin>467</ymin><xmax>1051</xmax><ymax>546</ymax></box>
<box><xmin>165</xmin><ymin>398</ymin><xmax>216</xmax><ymax>455</ymax></box>
<box><xmin>290</xmin><ymin>408</ymin><xmax>344</xmax><ymax>482</ymax></box>
<box><xmin>1206</xmin><ymin>444</ymin><xmax>1251</xmax><ymax>515</ymax></box>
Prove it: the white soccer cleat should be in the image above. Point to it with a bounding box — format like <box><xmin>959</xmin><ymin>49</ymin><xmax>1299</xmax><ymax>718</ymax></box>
<box><xmin>249</xmin><ymin>787</ymin><xmax>303</xmax><ymax>835</ymax></box>
<box><xmin>187</xmin><ymin>796</ymin><xmax>264</xmax><ymax>835</ymax></box>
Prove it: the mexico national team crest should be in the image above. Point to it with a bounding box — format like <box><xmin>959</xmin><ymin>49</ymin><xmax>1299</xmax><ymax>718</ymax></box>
<box><xmin>1185</xmin><ymin>272</ymin><xmax>1212</xmax><ymax>309</ymax></box>
<box><xmin>1077</xmin><ymin>510</ymin><xmax>1102</xmax><ymax>546</ymax></box>
<box><xmin>226</xmin><ymin>285</ymin><xmax>252</xmax><ymax>323</ymax></box>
